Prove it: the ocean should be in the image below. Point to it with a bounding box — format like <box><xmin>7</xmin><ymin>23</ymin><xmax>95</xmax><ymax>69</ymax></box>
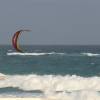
<box><xmin>0</xmin><ymin>45</ymin><xmax>100</xmax><ymax>100</ymax></box>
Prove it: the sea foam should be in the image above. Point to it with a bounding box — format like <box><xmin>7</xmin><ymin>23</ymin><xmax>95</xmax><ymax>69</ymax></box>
<box><xmin>7</xmin><ymin>52</ymin><xmax>100</xmax><ymax>57</ymax></box>
<box><xmin>0</xmin><ymin>91</ymin><xmax>100</xmax><ymax>100</ymax></box>
<box><xmin>0</xmin><ymin>73</ymin><xmax>100</xmax><ymax>99</ymax></box>
<box><xmin>7</xmin><ymin>52</ymin><xmax>65</xmax><ymax>56</ymax></box>
<box><xmin>81</xmin><ymin>53</ymin><xmax>100</xmax><ymax>57</ymax></box>
<box><xmin>0</xmin><ymin>73</ymin><xmax>100</xmax><ymax>92</ymax></box>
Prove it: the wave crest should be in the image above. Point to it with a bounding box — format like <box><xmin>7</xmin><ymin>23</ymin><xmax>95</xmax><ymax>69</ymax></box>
<box><xmin>0</xmin><ymin>73</ymin><xmax>100</xmax><ymax>99</ymax></box>
<box><xmin>7</xmin><ymin>52</ymin><xmax>100</xmax><ymax>57</ymax></box>
<box><xmin>7</xmin><ymin>52</ymin><xmax>65</xmax><ymax>56</ymax></box>
<box><xmin>81</xmin><ymin>53</ymin><xmax>100</xmax><ymax>57</ymax></box>
<box><xmin>0</xmin><ymin>73</ymin><xmax>100</xmax><ymax>92</ymax></box>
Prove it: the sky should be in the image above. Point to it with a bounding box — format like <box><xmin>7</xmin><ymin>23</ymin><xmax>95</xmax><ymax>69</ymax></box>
<box><xmin>0</xmin><ymin>0</ymin><xmax>100</xmax><ymax>45</ymax></box>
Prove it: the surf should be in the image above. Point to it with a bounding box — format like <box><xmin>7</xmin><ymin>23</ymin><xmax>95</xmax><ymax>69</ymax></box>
<box><xmin>0</xmin><ymin>73</ymin><xmax>100</xmax><ymax>92</ymax></box>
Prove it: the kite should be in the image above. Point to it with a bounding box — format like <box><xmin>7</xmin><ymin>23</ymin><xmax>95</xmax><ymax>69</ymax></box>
<box><xmin>12</xmin><ymin>30</ymin><xmax>30</xmax><ymax>52</ymax></box>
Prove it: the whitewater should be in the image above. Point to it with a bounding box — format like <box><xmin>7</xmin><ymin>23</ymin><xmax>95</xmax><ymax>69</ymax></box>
<box><xmin>7</xmin><ymin>52</ymin><xmax>100</xmax><ymax>57</ymax></box>
<box><xmin>0</xmin><ymin>73</ymin><xmax>100</xmax><ymax>99</ymax></box>
<box><xmin>1</xmin><ymin>73</ymin><xmax>100</xmax><ymax>91</ymax></box>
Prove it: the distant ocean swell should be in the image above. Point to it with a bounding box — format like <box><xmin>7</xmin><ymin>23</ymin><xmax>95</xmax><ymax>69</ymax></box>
<box><xmin>7</xmin><ymin>52</ymin><xmax>100</xmax><ymax>57</ymax></box>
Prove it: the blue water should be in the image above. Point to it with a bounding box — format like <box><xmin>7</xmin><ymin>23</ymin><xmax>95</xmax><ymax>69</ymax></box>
<box><xmin>0</xmin><ymin>45</ymin><xmax>100</xmax><ymax>76</ymax></box>
<box><xmin>0</xmin><ymin>45</ymin><xmax>100</xmax><ymax>98</ymax></box>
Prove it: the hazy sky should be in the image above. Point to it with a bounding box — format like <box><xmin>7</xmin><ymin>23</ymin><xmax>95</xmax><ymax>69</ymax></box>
<box><xmin>0</xmin><ymin>0</ymin><xmax>100</xmax><ymax>45</ymax></box>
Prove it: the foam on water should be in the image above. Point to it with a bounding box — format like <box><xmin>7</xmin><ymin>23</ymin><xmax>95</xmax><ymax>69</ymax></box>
<box><xmin>7</xmin><ymin>52</ymin><xmax>100</xmax><ymax>57</ymax></box>
<box><xmin>0</xmin><ymin>73</ymin><xmax>100</xmax><ymax>99</ymax></box>
<box><xmin>43</xmin><ymin>91</ymin><xmax>100</xmax><ymax>100</ymax></box>
<box><xmin>0</xmin><ymin>73</ymin><xmax>100</xmax><ymax>92</ymax></box>
<box><xmin>81</xmin><ymin>53</ymin><xmax>100</xmax><ymax>57</ymax></box>
<box><xmin>0</xmin><ymin>90</ymin><xmax>100</xmax><ymax>100</ymax></box>
<box><xmin>7</xmin><ymin>52</ymin><xmax>65</xmax><ymax>56</ymax></box>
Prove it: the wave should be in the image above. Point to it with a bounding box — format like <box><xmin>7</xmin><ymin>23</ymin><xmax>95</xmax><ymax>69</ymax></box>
<box><xmin>7</xmin><ymin>51</ymin><xmax>100</xmax><ymax>57</ymax></box>
<box><xmin>0</xmin><ymin>73</ymin><xmax>100</xmax><ymax>99</ymax></box>
<box><xmin>7</xmin><ymin>52</ymin><xmax>65</xmax><ymax>56</ymax></box>
<box><xmin>0</xmin><ymin>73</ymin><xmax>100</xmax><ymax>92</ymax></box>
<box><xmin>81</xmin><ymin>53</ymin><xmax>100</xmax><ymax>57</ymax></box>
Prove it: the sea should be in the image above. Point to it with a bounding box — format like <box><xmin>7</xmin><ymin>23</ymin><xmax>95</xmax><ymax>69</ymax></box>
<box><xmin>0</xmin><ymin>45</ymin><xmax>100</xmax><ymax>100</ymax></box>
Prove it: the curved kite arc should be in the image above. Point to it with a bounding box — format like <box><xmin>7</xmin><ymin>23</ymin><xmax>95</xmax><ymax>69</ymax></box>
<box><xmin>12</xmin><ymin>30</ymin><xmax>31</xmax><ymax>52</ymax></box>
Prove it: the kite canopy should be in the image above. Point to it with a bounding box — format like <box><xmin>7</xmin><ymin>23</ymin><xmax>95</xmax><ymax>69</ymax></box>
<box><xmin>12</xmin><ymin>30</ymin><xmax>31</xmax><ymax>52</ymax></box>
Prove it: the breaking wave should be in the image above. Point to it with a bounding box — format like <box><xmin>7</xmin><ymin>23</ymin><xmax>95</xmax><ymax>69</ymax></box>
<box><xmin>0</xmin><ymin>73</ymin><xmax>100</xmax><ymax>99</ymax></box>
<box><xmin>0</xmin><ymin>73</ymin><xmax>100</xmax><ymax>92</ymax></box>
<box><xmin>81</xmin><ymin>53</ymin><xmax>100</xmax><ymax>57</ymax></box>
<box><xmin>7</xmin><ymin>52</ymin><xmax>65</xmax><ymax>56</ymax></box>
<box><xmin>6</xmin><ymin>51</ymin><xmax>100</xmax><ymax>57</ymax></box>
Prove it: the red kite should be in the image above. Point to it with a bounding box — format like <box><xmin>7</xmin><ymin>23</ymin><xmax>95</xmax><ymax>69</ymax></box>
<box><xmin>12</xmin><ymin>30</ymin><xmax>31</xmax><ymax>52</ymax></box>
